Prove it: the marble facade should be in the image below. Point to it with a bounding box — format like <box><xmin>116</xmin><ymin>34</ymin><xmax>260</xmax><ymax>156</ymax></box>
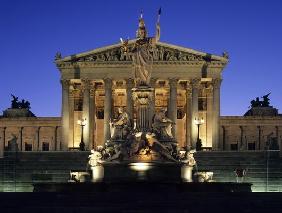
<box><xmin>55</xmin><ymin>41</ymin><xmax>227</xmax><ymax>151</ymax></box>
<box><xmin>1</xmin><ymin>43</ymin><xmax>281</xmax><ymax>154</ymax></box>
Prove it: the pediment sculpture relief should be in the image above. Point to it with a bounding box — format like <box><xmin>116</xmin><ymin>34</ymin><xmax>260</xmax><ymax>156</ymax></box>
<box><xmin>68</xmin><ymin>45</ymin><xmax>205</xmax><ymax>63</ymax></box>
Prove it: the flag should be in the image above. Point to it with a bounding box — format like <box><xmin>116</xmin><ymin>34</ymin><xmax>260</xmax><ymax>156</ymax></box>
<box><xmin>158</xmin><ymin>7</ymin><xmax>162</xmax><ymax>15</ymax></box>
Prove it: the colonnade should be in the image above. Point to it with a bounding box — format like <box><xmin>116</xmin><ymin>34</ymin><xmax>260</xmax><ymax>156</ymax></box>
<box><xmin>221</xmin><ymin>125</ymin><xmax>282</xmax><ymax>151</ymax></box>
<box><xmin>0</xmin><ymin>126</ymin><xmax>60</xmax><ymax>154</ymax></box>
<box><xmin>61</xmin><ymin>78</ymin><xmax>222</xmax><ymax>150</ymax></box>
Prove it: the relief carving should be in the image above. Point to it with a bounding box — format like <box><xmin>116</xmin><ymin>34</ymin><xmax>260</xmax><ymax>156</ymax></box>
<box><xmin>65</xmin><ymin>45</ymin><xmax>206</xmax><ymax>63</ymax></box>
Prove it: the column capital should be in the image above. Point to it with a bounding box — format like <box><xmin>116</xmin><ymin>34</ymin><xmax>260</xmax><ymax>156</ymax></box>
<box><xmin>168</xmin><ymin>78</ymin><xmax>178</xmax><ymax>88</ymax></box>
<box><xmin>90</xmin><ymin>84</ymin><xmax>96</xmax><ymax>98</ymax></box>
<box><xmin>212</xmin><ymin>78</ymin><xmax>222</xmax><ymax>89</ymax></box>
<box><xmin>186</xmin><ymin>83</ymin><xmax>192</xmax><ymax>96</ymax></box>
<box><xmin>81</xmin><ymin>79</ymin><xmax>91</xmax><ymax>90</ymax></box>
<box><xmin>239</xmin><ymin>125</ymin><xmax>247</xmax><ymax>131</ymax></box>
<box><xmin>103</xmin><ymin>78</ymin><xmax>113</xmax><ymax>89</ymax></box>
<box><xmin>69</xmin><ymin>89</ymin><xmax>76</xmax><ymax>98</ymax></box>
<box><xmin>126</xmin><ymin>78</ymin><xmax>135</xmax><ymax>88</ymax></box>
<box><xmin>205</xmin><ymin>82</ymin><xmax>213</xmax><ymax>96</ymax></box>
<box><xmin>150</xmin><ymin>78</ymin><xmax>158</xmax><ymax>87</ymax></box>
<box><xmin>189</xmin><ymin>78</ymin><xmax>201</xmax><ymax>89</ymax></box>
<box><xmin>61</xmin><ymin>79</ymin><xmax>70</xmax><ymax>89</ymax></box>
<box><xmin>222</xmin><ymin>125</ymin><xmax>230</xmax><ymax>130</ymax></box>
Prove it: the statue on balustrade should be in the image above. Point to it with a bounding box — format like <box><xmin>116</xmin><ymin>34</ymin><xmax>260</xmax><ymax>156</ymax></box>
<box><xmin>250</xmin><ymin>93</ymin><xmax>271</xmax><ymax>108</ymax></box>
<box><xmin>110</xmin><ymin>107</ymin><xmax>132</xmax><ymax>141</ymax></box>
<box><xmin>88</xmin><ymin>149</ymin><xmax>103</xmax><ymax>167</ymax></box>
<box><xmin>261</xmin><ymin>93</ymin><xmax>271</xmax><ymax>107</ymax></box>
<box><xmin>121</xmin><ymin>9</ymin><xmax>161</xmax><ymax>87</ymax></box>
<box><xmin>11</xmin><ymin>94</ymin><xmax>31</xmax><ymax>109</ymax></box>
<box><xmin>180</xmin><ymin>149</ymin><xmax>197</xmax><ymax>167</ymax></box>
<box><xmin>152</xmin><ymin>108</ymin><xmax>175</xmax><ymax>141</ymax></box>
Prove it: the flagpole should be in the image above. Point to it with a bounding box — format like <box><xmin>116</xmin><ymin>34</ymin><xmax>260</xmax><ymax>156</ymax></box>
<box><xmin>157</xmin><ymin>7</ymin><xmax>161</xmax><ymax>23</ymax></box>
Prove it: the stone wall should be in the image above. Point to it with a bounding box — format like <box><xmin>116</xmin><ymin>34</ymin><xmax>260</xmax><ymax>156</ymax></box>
<box><xmin>0</xmin><ymin>117</ymin><xmax>61</xmax><ymax>152</ymax></box>
<box><xmin>220</xmin><ymin>116</ymin><xmax>282</xmax><ymax>152</ymax></box>
<box><xmin>1</xmin><ymin>116</ymin><xmax>282</xmax><ymax>152</ymax></box>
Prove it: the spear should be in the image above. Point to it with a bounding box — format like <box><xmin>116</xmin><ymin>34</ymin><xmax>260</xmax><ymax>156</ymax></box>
<box><xmin>157</xmin><ymin>7</ymin><xmax>161</xmax><ymax>23</ymax></box>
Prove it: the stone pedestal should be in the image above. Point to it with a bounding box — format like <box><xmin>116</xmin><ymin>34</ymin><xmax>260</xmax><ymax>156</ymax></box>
<box><xmin>132</xmin><ymin>87</ymin><xmax>154</xmax><ymax>132</ymax></box>
<box><xmin>181</xmin><ymin>165</ymin><xmax>193</xmax><ymax>182</ymax></box>
<box><xmin>3</xmin><ymin>108</ymin><xmax>35</xmax><ymax>118</ymax></box>
<box><xmin>244</xmin><ymin>107</ymin><xmax>278</xmax><ymax>116</ymax></box>
<box><xmin>91</xmin><ymin>166</ymin><xmax>104</xmax><ymax>182</ymax></box>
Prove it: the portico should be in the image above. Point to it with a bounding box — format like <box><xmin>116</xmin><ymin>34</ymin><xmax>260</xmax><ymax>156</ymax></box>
<box><xmin>56</xmin><ymin>42</ymin><xmax>228</xmax><ymax>150</ymax></box>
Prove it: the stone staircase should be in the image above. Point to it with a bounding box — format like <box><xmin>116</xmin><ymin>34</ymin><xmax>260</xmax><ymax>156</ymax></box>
<box><xmin>0</xmin><ymin>151</ymin><xmax>281</xmax><ymax>192</ymax></box>
<box><xmin>0</xmin><ymin>151</ymin><xmax>90</xmax><ymax>192</ymax></box>
<box><xmin>195</xmin><ymin>151</ymin><xmax>282</xmax><ymax>192</ymax></box>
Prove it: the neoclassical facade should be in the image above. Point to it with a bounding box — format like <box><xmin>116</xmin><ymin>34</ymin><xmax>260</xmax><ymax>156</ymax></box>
<box><xmin>55</xmin><ymin>41</ymin><xmax>228</xmax><ymax>151</ymax></box>
<box><xmin>1</xmin><ymin>42</ymin><xmax>282</xmax><ymax>154</ymax></box>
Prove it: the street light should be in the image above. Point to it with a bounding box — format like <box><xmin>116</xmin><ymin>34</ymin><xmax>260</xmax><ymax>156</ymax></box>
<box><xmin>194</xmin><ymin>118</ymin><xmax>204</xmax><ymax>151</ymax></box>
<box><xmin>77</xmin><ymin>118</ymin><xmax>86</xmax><ymax>151</ymax></box>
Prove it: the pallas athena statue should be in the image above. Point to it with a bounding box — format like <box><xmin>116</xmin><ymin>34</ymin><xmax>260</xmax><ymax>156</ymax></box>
<box><xmin>121</xmin><ymin>9</ymin><xmax>161</xmax><ymax>87</ymax></box>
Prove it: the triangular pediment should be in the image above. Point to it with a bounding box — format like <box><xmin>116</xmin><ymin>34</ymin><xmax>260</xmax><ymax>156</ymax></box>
<box><xmin>56</xmin><ymin>41</ymin><xmax>228</xmax><ymax>64</ymax></box>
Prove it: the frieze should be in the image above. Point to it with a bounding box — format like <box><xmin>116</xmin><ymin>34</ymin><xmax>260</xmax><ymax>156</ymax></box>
<box><xmin>56</xmin><ymin>61</ymin><xmax>221</xmax><ymax>69</ymax></box>
<box><xmin>59</xmin><ymin>45</ymin><xmax>211</xmax><ymax>64</ymax></box>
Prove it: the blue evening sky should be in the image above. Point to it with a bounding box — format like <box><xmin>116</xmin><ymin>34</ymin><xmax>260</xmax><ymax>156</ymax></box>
<box><xmin>1</xmin><ymin>0</ymin><xmax>281</xmax><ymax>117</ymax></box>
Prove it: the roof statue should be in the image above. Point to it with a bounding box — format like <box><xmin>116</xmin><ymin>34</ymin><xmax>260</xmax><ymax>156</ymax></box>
<box><xmin>2</xmin><ymin>95</ymin><xmax>35</xmax><ymax>118</ymax></box>
<box><xmin>245</xmin><ymin>93</ymin><xmax>278</xmax><ymax>116</ymax></box>
<box><xmin>120</xmin><ymin>9</ymin><xmax>161</xmax><ymax>87</ymax></box>
<box><xmin>250</xmin><ymin>93</ymin><xmax>271</xmax><ymax>108</ymax></box>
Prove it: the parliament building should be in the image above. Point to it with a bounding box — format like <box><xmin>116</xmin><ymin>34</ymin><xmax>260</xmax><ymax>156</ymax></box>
<box><xmin>1</xmin><ymin>21</ymin><xmax>282</xmax><ymax>156</ymax></box>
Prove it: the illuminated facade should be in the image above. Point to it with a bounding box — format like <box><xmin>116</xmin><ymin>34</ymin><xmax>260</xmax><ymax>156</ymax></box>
<box><xmin>55</xmin><ymin>41</ymin><xmax>228</xmax><ymax>150</ymax></box>
<box><xmin>1</xmin><ymin>42</ymin><xmax>282</xmax><ymax>153</ymax></box>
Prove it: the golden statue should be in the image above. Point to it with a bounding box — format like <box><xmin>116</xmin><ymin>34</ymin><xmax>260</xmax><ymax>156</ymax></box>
<box><xmin>121</xmin><ymin>9</ymin><xmax>161</xmax><ymax>86</ymax></box>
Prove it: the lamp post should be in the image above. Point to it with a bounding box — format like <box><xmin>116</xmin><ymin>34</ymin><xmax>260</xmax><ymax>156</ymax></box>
<box><xmin>77</xmin><ymin>118</ymin><xmax>86</xmax><ymax>151</ymax></box>
<box><xmin>194</xmin><ymin>118</ymin><xmax>204</xmax><ymax>150</ymax></box>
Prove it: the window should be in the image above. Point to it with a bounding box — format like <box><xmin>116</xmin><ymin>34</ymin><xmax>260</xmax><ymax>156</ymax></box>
<box><xmin>230</xmin><ymin>144</ymin><xmax>238</xmax><ymax>151</ymax></box>
<box><xmin>248</xmin><ymin>143</ymin><xmax>256</xmax><ymax>150</ymax></box>
<box><xmin>42</xmin><ymin>142</ymin><xmax>49</xmax><ymax>151</ymax></box>
<box><xmin>25</xmin><ymin>143</ymin><xmax>32</xmax><ymax>151</ymax></box>
<box><xmin>96</xmin><ymin>109</ymin><xmax>104</xmax><ymax>119</ymax></box>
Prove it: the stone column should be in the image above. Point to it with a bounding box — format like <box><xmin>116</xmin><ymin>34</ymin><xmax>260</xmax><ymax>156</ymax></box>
<box><xmin>222</xmin><ymin>126</ymin><xmax>230</xmax><ymax>151</ymax></box>
<box><xmin>150</xmin><ymin>78</ymin><xmax>157</xmax><ymax>126</ymax></box>
<box><xmin>206</xmin><ymin>83</ymin><xmax>213</xmax><ymax>148</ymax></box>
<box><xmin>69</xmin><ymin>88</ymin><xmax>75</xmax><ymax>148</ymax></box>
<box><xmin>0</xmin><ymin>127</ymin><xmax>6</xmax><ymax>158</ymax></box>
<box><xmin>103</xmin><ymin>78</ymin><xmax>112</xmax><ymax>144</ymax></box>
<box><xmin>212</xmin><ymin>78</ymin><xmax>222</xmax><ymax>150</ymax></box>
<box><xmin>90</xmin><ymin>83</ymin><xmax>96</xmax><ymax>149</ymax></box>
<box><xmin>191</xmin><ymin>78</ymin><xmax>200</xmax><ymax>148</ymax></box>
<box><xmin>257</xmin><ymin>126</ymin><xmax>262</xmax><ymax>150</ymax></box>
<box><xmin>126</xmin><ymin>78</ymin><xmax>134</xmax><ymax>120</ymax></box>
<box><xmin>19</xmin><ymin>127</ymin><xmax>24</xmax><ymax>151</ymax></box>
<box><xmin>239</xmin><ymin>126</ymin><xmax>245</xmax><ymax>150</ymax></box>
<box><xmin>277</xmin><ymin>126</ymin><xmax>282</xmax><ymax>156</ymax></box>
<box><xmin>61</xmin><ymin>79</ymin><xmax>70</xmax><ymax>151</ymax></box>
<box><xmin>54</xmin><ymin>126</ymin><xmax>59</xmax><ymax>151</ymax></box>
<box><xmin>35</xmin><ymin>127</ymin><xmax>41</xmax><ymax>151</ymax></box>
<box><xmin>82</xmin><ymin>79</ymin><xmax>91</xmax><ymax>150</ymax></box>
<box><xmin>185</xmin><ymin>83</ymin><xmax>192</xmax><ymax>148</ymax></box>
<box><xmin>168</xmin><ymin>78</ymin><xmax>178</xmax><ymax>137</ymax></box>
<box><xmin>222</xmin><ymin>126</ymin><xmax>226</xmax><ymax>151</ymax></box>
